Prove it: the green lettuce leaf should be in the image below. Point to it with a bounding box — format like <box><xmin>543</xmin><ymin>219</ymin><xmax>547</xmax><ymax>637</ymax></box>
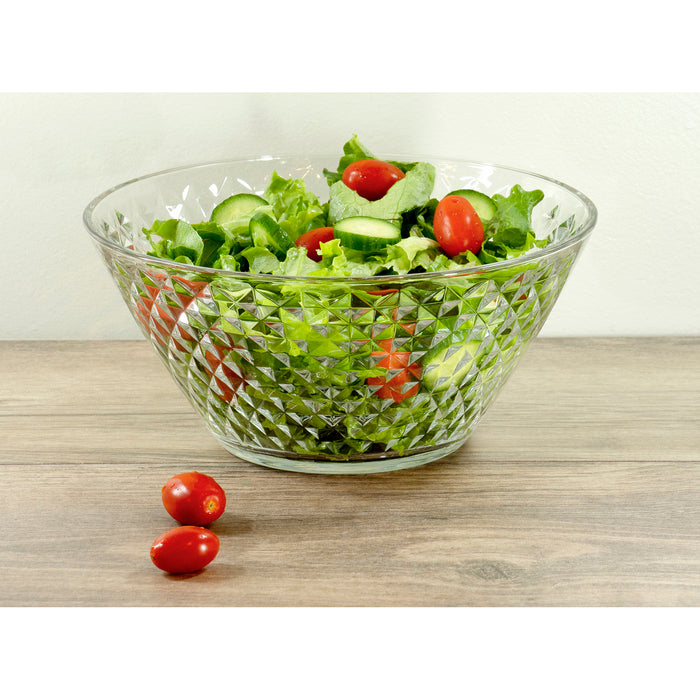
<box><xmin>263</xmin><ymin>171</ymin><xmax>327</xmax><ymax>241</ymax></box>
<box><xmin>380</xmin><ymin>236</ymin><xmax>442</xmax><ymax>274</ymax></box>
<box><xmin>475</xmin><ymin>185</ymin><xmax>546</xmax><ymax>263</ymax></box>
<box><xmin>240</xmin><ymin>246</ymin><xmax>280</xmax><ymax>274</ymax></box>
<box><xmin>315</xmin><ymin>239</ymin><xmax>386</xmax><ymax>277</ymax></box>
<box><xmin>275</xmin><ymin>246</ymin><xmax>323</xmax><ymax>277</ymax></box>
<box><xmin>485</xmin><ymin>185</ymin><xmax>544</xmax><ymax>242</ymax></box>
<box><xmin>142</xmin><ymin>219</ymin><xmax>204</xmax><ymax>265</ymax></box>
<box><xmin>213</xmin><ymin>254</ymin><xmax>241</xmax><ymax>272</ymax></box>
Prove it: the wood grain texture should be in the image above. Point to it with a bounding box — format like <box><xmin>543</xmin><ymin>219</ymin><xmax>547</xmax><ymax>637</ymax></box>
<box><xmin>1</xmin><ymin>338</ymin><xmax>699</xmax><ymax>606</ymax></box>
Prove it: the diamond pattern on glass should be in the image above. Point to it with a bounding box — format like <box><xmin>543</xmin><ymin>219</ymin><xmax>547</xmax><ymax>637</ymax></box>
<box><xmin>99</xmin><ymin>244</ymin><xmax>580</xmax><ymax>465</ymax></box>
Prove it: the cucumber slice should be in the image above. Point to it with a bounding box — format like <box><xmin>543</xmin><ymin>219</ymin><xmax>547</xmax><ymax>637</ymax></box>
<box><xmin>249</xmin><ymin>211</ymin><xmax>294</xmax><ymax>258</ymax></box>
<box><xmin>422</xmin><ymin>333</ymin><xmax>482</xmax><ymax>392</ymax></box>
<box><xmin>211</xmin><ymin>193</ymin><xmax>268</xmax><ymax>226</ymax></box>
<box><xmin>334</xmin><ymin>216</ymin><xmax>402</xmax><ymax>252</ymax></box>
<box><xmin>447</xmin><ymin>189</ymin><xmax>496</xmax><ymax>223</ymax></box>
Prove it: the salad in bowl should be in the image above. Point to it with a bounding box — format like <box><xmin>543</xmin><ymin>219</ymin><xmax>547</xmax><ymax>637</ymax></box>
<box><xmin>84</xmin><ymin>136</ymin><xmax>597</xmax><ymax>474</ymax></box>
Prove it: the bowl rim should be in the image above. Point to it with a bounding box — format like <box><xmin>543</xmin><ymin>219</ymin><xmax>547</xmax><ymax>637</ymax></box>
<box><xmin>83</xmin><ymin>154</ymin><xmax>598</xmax><ymax>283</ymax></box>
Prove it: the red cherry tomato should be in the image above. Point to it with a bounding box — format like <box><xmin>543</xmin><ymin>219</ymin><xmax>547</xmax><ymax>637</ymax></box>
<box><xmin>367</xmin><ymin>339</ymin><xmax>422</xmax><ymax>403</ymax></box>
<box><xmin>150</xmin><ymin>526</ymin><xmax>220</xmax><ymax>574</ymax></box>
<box><xmin>295</xmin><ymin>226</ymin><xmax>335</xmax><ymax>262</ymax></box>
<box><xmin>433</xmin><ymin>195</ymin><xmax>484</xmax><ymax>257</ymax></box>
<box><xmin>161</xmin><ymin>471</ymin><xmax>226</xmax><ymax>526</ymax></box>
<box><xmin>342</xmin><ymin>159</ymin><xmax>405</xmax><ymax>201</ymax></box>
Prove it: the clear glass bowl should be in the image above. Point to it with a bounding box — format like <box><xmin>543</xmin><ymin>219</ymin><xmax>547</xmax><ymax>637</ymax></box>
<box><xmin>84</xmin><ymin>156</ymin><xmax>597</xmax><ymax>474</ymax></box>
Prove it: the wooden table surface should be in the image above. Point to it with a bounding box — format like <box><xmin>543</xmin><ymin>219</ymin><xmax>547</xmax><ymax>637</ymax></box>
<box><xmin>1</xmin><ymin>337</ymin><xmax>699</xmax><ymax>607</ymax></box>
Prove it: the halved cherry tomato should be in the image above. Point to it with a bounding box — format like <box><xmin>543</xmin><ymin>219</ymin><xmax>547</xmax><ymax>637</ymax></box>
<box><xmin>433</xmin><ymin>195</ymin><xmax>484</xmax><ymax>257</ymax></box>
<box><xmin>295</xmin><ymin>226</ymin><xmax>335</xmax><ymax>262</ymax></box>
<box><xmin>150</xmin><ymin>526</ymin><xmax>220</xmax><ymax>574</ymax></box>
<box><xmin>342</xmin><ymin>159</ymin><xmax>405</xmax><ymax>201</ymax></box>
<box><xmin>367</xmin><ymin>338</ymin><xmax>422</xmax><ymax>403</ymax></box>
<box><xmin>161</xmin><ymin>471</ymin><xmax>227</xmax><ymax>526</ymax></box>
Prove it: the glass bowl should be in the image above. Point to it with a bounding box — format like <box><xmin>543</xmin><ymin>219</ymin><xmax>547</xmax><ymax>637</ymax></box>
<box><xmin>84</xmin><ymin>156</ymin><xmax>597</xmax><ymax>474</ymax></box>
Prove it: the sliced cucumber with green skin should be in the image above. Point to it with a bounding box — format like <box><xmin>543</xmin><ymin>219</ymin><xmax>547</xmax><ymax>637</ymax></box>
<box><xmin>422</xmin><ymin>332</ymin><xmax>482</xmax><ymax>392</ymax></box>
<box><xmin>211</xmin><ymin>193</ymin><xmax>268</xmax><ymax>226</ymax></box>
<box><xmin>249</xmin><ymin>211</ymin><xmax>294</xmax><ymax>258</ymax></box>
<box><xmin>447</xmin><ymin>189</ymin><xmax>496</xmax><ymax>224</ymax></box>
<box><xmin>334</xmin><ymin>216</ymin><xmax>402</xmax><ymax>252</ymax></box>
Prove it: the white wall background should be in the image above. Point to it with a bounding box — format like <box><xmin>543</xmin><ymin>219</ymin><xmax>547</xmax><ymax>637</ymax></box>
<box><xmin>2</xmin><ymin>92</ymin><xmax>699</xmax><ymax>340</ymax></box>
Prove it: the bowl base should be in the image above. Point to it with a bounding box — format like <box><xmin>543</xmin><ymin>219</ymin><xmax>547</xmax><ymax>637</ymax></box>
<box><xmin>214</xmin><ymin>438</ymin><xmax>467</xmax><ymax>475</ymax></box>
